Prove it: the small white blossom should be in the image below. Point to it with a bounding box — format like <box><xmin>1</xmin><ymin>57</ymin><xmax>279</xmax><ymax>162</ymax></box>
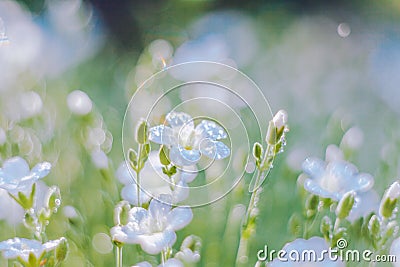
<box><xmin>67</xmin><ymin>90</ymin><xmax>93</xmax><ymax>116</ymax></box>
<box><xmin>111</xmin><ymin>195</ymin><xmax>193</xmax><ymax>254</ymax></box>
<box><xmin>0</xmin><ymin>237</ymin><xmax>65</xmax><ymax>262</ymax></box>
<box><xmin>302</xmin><ymin>157</ymin><xmax>374</xmax><ymax>201</ymax></box>
<box><xmin>270</xmin><ymin>237</ymin><xmax>344</xmax><ymax>266</ymax></box>
<box><xmin>148</xmin><ymin>111</ymin><xmax>230</xmax><ymax>166</ymax></box>
<box><xmin>0</xmin><ymin>156</ymin><xmax>51</xmax><ymax>194</ymax></box>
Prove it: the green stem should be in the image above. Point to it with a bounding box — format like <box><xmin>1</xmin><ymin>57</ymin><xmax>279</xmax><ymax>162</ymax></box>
<box><xmin>236</xmin><ymin>169</ymin><xmax>263</xmax><ymax>266</ymax></box>
<box><xmin>161</xmin><ymin>249</ymin><xmax>167</xmax><ymax>265</ymax></box>
<box><xmin>116</xmin><ymin>245</ymin><xmax>123</xmax><ymax>267</ymax></box>
<box><xmin>136</xmin><ymin>144</ymin><xmax>142</xmax><ymax>207</ymax></box>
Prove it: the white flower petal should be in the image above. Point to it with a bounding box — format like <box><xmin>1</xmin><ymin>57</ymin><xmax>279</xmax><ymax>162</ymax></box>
<box><xmin>149</xmin><ymin>125</ymin><xmax>175</xmax><ymax>145</ymax></box>
<box><xmin>158</xmin><ymin>258</ymin><xmax>184</xmax><ymax>267</ymax></box>
<box><xmin>110</xmin><ymin>226</ymin><xmax>129</xmax><ymax>243</ymax></box>
<box><xmin>175</xmin><ymin>248</ymin><xmax>201</xmax><ymax>263</ymax></box>
<box><xmin>171</xmin><ymin>181</ymin><xmax>190</xmax><ymax>203</ymax></box>
<box><xmin>121</xmin><ymin>184</ymin><xmax>150</xmax><ymax>206</ymax></box>
<box><xmin>166</xmin><ymin>207</ymin><xmax>193</xmax><ymax>231</ymax></box>
<box><xmin>128</xmin><ymin>207</ymin><xmax>149</xmax><ymax>226</ymax></box>
<box><xmin>199</xmin><ymin>139</ymin><xmax>230</xmax><ymax>160</ymax></box>
<box><xmin>390</xmin><ymin>237</ymin><xmax>400</xmax><ymax>267</ymax></box>
<box><xmin>31</xmin><ymin>161</ymin><xmax>52</xmax><ymax>179</ymax></box>
<box><xmin>166</xmin><ymin>112</ymin><xmax>194</xmax><ymax>130</ymax></box>
<box><xmin>302</xmin><ymin>157</ymin><xmax>326</xmax><ymax>179</ymax></box>
<box><xmin>149</xmin><ymin>196</ymin><xmax>172</xmax><ymax>220</ymax></box>
<box><xmin>138</xmin><ymin>230</ymin><xmax>177</xmax><ymax>255</ymax></box>
<box><xmin>170</xmin><ymin>146</ymin><xmax>201</xmax><ymax>166</ymax></box>
<box><xmin>179</xmin><ymin>165</ymin><xmax>198</xmax><ymax>183</ymax></box>
<box><xmin>133</xmin><ymin>261</ymin><xmax>153</xmax><ymax>267</ymax></box>
<box><xmin>0</xmin><ymin>237</ymin><xmax>62</xmax><ymax>262</ymax></box>
<box><xmin>195</xmin><ymin>120</ymin><xmax>227</xmax><ymax>140</ymax></box>
<box><xmin>115</xmin><ymin>162</ymin><xmax>135</xmax><ymax>185</ymax></box>
<box><xmin>1</xmin><ymin>157</ymin><xmax>30</xmax><ymax>180</ymax></box>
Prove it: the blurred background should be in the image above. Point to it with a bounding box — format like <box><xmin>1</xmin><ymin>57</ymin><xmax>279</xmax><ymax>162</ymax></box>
<box><xmin>1</xmin><ymin>0</ymin><xmax>400</xmax><ymax>266</ymax></box>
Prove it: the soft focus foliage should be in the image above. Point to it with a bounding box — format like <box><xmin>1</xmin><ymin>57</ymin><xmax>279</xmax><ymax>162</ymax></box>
<box><xmin>1</xmin><ymin>0</ymin><xmax>400</xmax><ymax>266</ymax></box>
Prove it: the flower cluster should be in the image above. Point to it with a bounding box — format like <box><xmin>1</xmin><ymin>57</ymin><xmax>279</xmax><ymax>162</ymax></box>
<box><xmin>110</xmin><ymin>111</ymin><xmax>234</xmax><ymax>266</ymax></box>
<box><xmin>0</xmin><ymin>157</ymin><xmax>68</xmax><ymax>266</ymax></box>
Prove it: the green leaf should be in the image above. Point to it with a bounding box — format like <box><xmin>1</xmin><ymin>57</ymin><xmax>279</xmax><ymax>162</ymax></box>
<box><xmin>135</xmin><ymin>119</ymin><xmax>149</xmax><ymax>144</ymax></box>
<box><xmin>18</xmin><ymin>191</ymin><xmax>31</xmax><ymax>210</ymax></box>
<box><xmin>28</xmin><ymin>252</ymin><xmax>37</xmax><ymax>267</ymax></box>
<box><xmin>159</xmin><ymin>145</ymin><xmax>171</xmax><ymax>166</ymax></box>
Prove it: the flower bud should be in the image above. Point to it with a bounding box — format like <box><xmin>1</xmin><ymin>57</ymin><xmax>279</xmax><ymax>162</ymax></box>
<box><xmin>305</xmin><ymin>194</ymin><xmax>319</xmax><ymax>218</ymax></box>
<box><xmin>56</xmin><ymin>238</ymin><xmax>69</xmax><ymax>263</ymax></box>
<box><xmin>128</xmin><ymin>149</ymin><xmax>138</xmax><ymax>169</ymax></box>
<box><xmin>379</xmin><ymin>181</ymin><xmax>400</xmax><ymax>219</ymax></box>
<box><xmin>320</xmin><ymin>216</ymin><xmax>332</xmax><ymax>240</ymax></box>
<box><xmin>336</xmin><ymin>191</ymin><xmax>355</xmax><ymax>219</ymax></box>
<box><xmin>67</xmin><ymin>90</ymin><xmax>92</xmax><ymax>116</ymax></box>
<box><xmin>265</xmin><ymin>120</ymin><xmax>277</xmax><ymax>145</ymax></box>
<box><xmin>45</xmin><ymin>186</ymin><xmax>61</xmax><ymax>213</ymax></box>
<box><xmin>135</xmin><ymin>119</ymin><xmax>149</xmax><ymax>144</ymax></box>
<box><xmin>273</xmin><ymin>110</ymin><xmax>288</xmax><ymax>130</ymax></box>
<box><xmin>252</xmin><ymin>142</ymin><xmax>263</xmax><ymax>162</ymax></box>
<box><xmin>114</xmin><ymin>201</ymin><xmax>130</xmax><ymax>226</ymax></box>
<box><xmin>266</xmin><ymin>110</ymin><xmax>288</xmax><ymax>145</ymax></box>
<box><xmin>288</xmin><ymin>213</ymin><xmax>302</xmax><ymax>236</ymax></box>
<box><xmin>368</xmin><ymin>215</ymin><xmax>381</xmax><ymax>240</ymax></box>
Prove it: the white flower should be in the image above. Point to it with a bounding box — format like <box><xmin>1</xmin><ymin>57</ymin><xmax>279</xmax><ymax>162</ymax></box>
<box><xmin>0</xmin><ymin>157</ymin><xmax>51</xmax><ymax>194</ymax></box>
<box><xmin>67</xmin><ymin>90</ymin><xmax>93</xmax><ymax>116</ymax></box>
<box><xmin>269</xmin><ymin>237</ymin><xmax>344</xmax><ymax>267</ymax></box>
<box><xmin>175</xmin><ymin>248</ymin><xmax>200</xmax><ymax>263</ymax></box>
<box><xmin>175</xmin><ymin>235</ymin><xmax>201</xmax><ymax>263</ymax></box>
<box><xmin>116</xmin><ymin>152</ymin><xmax>197</xmax><ymax>205</ymax></box>
<box><xmin>302</xmin><ymin>157</ymin><xmax>374</xmax><ymax>201</ymax></box>
<box><xmin>148</xmin><ymin>111</ymin><xmax>230</xmax><ymax>166</ymax></box>
<box><xmin>390</xmin><ymin>237</ymin><xmax>400</xmax><ymax>267</ymax></box>
<box><xmin>111</xmin><ymin>195</ymin><xmax>193</xmax><ymax>254</ymax></box>
<box><xmin>133</xmin><ymin>259</ymin><xmax>183</xmax><ymax>267</ymax></box>
<box><xmin>0</xmin><ymin>237</ymin><xmax>65</xmax><ymax>262</ymax></box>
